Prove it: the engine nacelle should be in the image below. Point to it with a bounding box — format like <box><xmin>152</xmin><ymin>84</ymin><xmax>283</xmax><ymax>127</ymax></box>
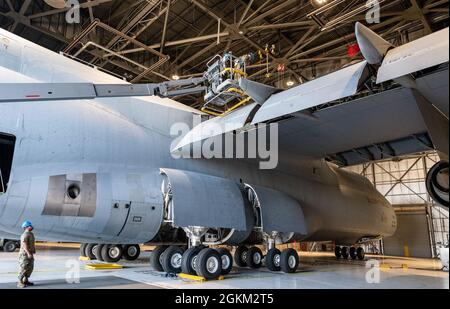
<box><xmin>427</xmin><ymin>161</ymin><xmax>449</xmax><ymax>209</ymax></box>
<box><xmin>159</xmin><ymin>168</ymin><xmax>308</xmax><ymax>247</ymax></box>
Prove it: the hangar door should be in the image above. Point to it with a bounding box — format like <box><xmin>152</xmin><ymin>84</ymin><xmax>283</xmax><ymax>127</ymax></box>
<box><xmin>383</xmin><ymin>209</ymin><xmax>432</xmax><ymax>258</ymax></box>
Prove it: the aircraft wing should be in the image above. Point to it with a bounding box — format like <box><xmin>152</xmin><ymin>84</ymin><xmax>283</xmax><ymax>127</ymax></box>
<box><xmin>172</xmin><ymin>24</ymin><xmax>449</xmax><ymax>166</ymax></box>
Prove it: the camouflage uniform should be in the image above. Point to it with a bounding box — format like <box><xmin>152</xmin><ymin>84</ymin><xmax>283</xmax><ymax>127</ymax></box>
<box><xmin>18</xmin><ymin>230</ymin><xmax>36</xmax><ymax>284</ymax></box>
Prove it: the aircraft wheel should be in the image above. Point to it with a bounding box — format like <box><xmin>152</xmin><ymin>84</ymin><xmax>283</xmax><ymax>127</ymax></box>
<box><xmin>246</xmin><ymin>247</ymin><xmax>263</xmax><ymax>269</ymax></box>
<box><xmin>94</xmin><ymin>244</ymin><xmax>105</xmax><ymax>261</ymax></box>
<box><xmin>85</xmin><ymin>243</ymin><xmax>97</xmax><ymax>260</ymax></box>
<box><xmin>357</xmin><ymin>247</ymin><xmax>365</xmax><ymax>260</ymax></box>
<box><xmin>161</xmin><ymin>246</ymin><xmax>185</xmax><ymax>274</ymax></box>
<box><xmin>181</xmin><ymin>247</ymin><xmax>202</xmax><ymax>275</ymax></box>
<box><xmin>196</xmin><ymin>248</ymin><xmax>222</xmax><ymax>280</ymax></box>
<box><xmin>335</xmin><ymin>246</ymin><xmax>342</xmax><ymax>259</ymax></box>
<box><xmin>280</xmin><ymin>248</ymin><xmax>299</xmax><ymax>273</ymax></box>
<box><xmin>150</xmin><ymin>245</ymin><xmax>168</xmax><ymax>271</ymax></box>
<box><xmin>265</xmin><ymin>248</ymin><xmax>282</xmax><ymax>272</ymax></box>
<box><xmin>341</xmin><ymin>246</ymin><xmax>349</xmax><ymax>259</ymax></box>
<box><xmin>101</xmin><ymin>244</ymin><xmax>123</xmax><ymax>263</ymax></box>
<box><xmin>234</xmin><ymin>246</ymin><xmax>248</xmax><ymax>267</ymax></box>
<box><xmin>122</xmin><ymin>244</ymin><xmax>141</xmax><ymax>261</ymax></box>
<box><xmin>80</xmin><ymin>243</ymin><xmax>88</xmax><ymax>257</ymax></box>
<box><xmin>350</xmin><ymin>247</ymin><xmax>357</xmax><ymax>260</ymax></box>
<box><xmin>217</xmin><ymin>248</ymin><xmax>233</xmax><ymax>275</ymax></box>
<box><xmin>3</xmin><ymin>241</ymin><xmax>17</xmax><ymax>253</ymax></box>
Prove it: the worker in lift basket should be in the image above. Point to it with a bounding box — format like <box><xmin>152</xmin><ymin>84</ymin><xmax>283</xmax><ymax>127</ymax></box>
<box><xmin>17</xmin><ymin>221</ymin><xmax>36</xmax><ymax>288</ymax></box>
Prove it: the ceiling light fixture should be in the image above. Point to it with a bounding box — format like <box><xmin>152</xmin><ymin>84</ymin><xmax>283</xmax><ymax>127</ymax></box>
<box><xmin>310</xmin><ymin>0</ymin><xmax>328</xmax><ymax>8</ymax></box>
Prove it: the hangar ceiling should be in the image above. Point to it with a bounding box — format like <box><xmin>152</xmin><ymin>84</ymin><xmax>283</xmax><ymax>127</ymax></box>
<box><xmin>0</xmin><ymin>0</ymin><xmax>448</xmax><ymax>107</ymax></box>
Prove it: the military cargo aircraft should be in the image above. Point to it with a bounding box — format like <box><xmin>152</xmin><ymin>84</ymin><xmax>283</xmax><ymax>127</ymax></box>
<box><xmin>0</xmin><ymin>23</ymin><xmax>448</xmax><ymax>279</ymax></box>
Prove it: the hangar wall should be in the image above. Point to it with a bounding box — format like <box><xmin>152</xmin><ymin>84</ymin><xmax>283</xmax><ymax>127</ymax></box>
<box><xmin>383</xmin><ymin>209</ymin><xmax>432</xmax><ymax>258</ymax></box>
<box><xmin>347</xmin><ymin>153</ymin><xmax>449</xmax><ymax>258</ymax></box>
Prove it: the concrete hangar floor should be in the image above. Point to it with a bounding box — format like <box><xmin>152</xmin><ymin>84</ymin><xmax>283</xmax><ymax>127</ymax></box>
<box><xmin>0</xmin><ymin>243</ymin><xmax>447</xmax><ymax>289</ymax></box>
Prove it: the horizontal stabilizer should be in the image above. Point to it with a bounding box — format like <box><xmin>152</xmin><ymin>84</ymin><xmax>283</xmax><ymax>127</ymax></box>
<box><xmin>377</xmin><ymin>28</ymin><xmax>449</xmax><ymax>83</ymax></box>
<box><xmin>355</xmin><ymin>22</ymin><xmax>393</xmax><ymax>65</ymax></box>
<box><xmin>251</xmin><ymin>61</ymin><xmax>368</xmax><ymax>124</ymax></box>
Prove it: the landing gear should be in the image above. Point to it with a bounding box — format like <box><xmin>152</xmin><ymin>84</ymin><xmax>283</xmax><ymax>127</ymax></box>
<box><xmin>85</xmin><ymin>243</ymin><xmax>97</xmax><ymax>260</ymax></box>
<box><xmin>234</xmin><ymin>246</ymin><xmax>248</xmax><ymax>267</ymax></box>
<box><xmin>280</xmin><ymin>248</ymin><xmax>299</xmax><ymax>273</ymax></box>
<box><xmin>181</xmin><ymin>247</ymin><xmax>202</xmax><ymax>275</ymax></box>
<box><xmin>336</xmin><ymin>245</ymin><xmax>365</xmax><ymax>261</ymax></box>
<box><xmin>150</xmin><ymin>245</ymin><xmax>168</xmax><ymax>271</ymax></box>
<box><xmin>265</xmin><ymin>248</ymin><xmax>281</xmax><ymax>272</ymax></box>
<box><xmin>80</xmin><ymin>243</ymin><xmax>88</xmax><ymax>257</ymax></box>
<box><xmin>160</xmin><ymin>246</ymin><xmax>185</xmax><ymax>274</ymax></box>
<box><xmin>357</xmin><ymin>247</ymin><xmax>365</xmax><ymax>260</ymax></box>
<box><xmin>246</xmin><ymin>247</ymin><xmax>263</xmax><ymax>269</ymax></box>
<box><xmin>3</xmin><ymin>240</ymin><xmax>18</xmax><ymax>253</ymax></box>
<box><xmin>217</xmin><ymin>248</ymin><xmax>233</xmax><ymax>275</ymax></box>
<box><xmin>341</xmin><ymin>246</ymin><xmax>349</xmax><ymax>259</ymax></box>
<box><xmin>196</xmin><ymin>248</ymin><xmax>222</xmax><ymax>280</ymax></box>
<box><xmin>101</xmin><ymin>244</ymin><xmax>123</xmax><ymax>263</ymax></box>
<box><xmin>122</xmin><ymin>245</ymin><xmax>141</xmax><ymax>261</ymax></box>
<box><xmin>335</xmin><ymin>246</ymin><xmax>342</xmax><ymax>259</ymax></box>
<box><xmin>94</xmin><ymin>244</ymin><xmax>105</xmax><ymax>261</ymax></box>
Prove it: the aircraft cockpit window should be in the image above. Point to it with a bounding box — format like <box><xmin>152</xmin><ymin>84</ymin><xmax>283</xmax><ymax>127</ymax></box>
<box><xmin>0</xmin><ymin>133</ymin><xmax>16</xmax><ymax>194</ymax></box>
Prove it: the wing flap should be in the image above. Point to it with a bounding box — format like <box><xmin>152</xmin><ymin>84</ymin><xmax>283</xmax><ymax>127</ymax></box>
<box><xmin>171</xmin><ymin>103</ymin><xmax>259</xmax><ymax>152</ymax></box>
<box><xmin>377</xmin><ymin>28</ymin><xmax>449</xmax><ymax>83</ymax></box>
<box><xmin>251</xmin><ymin>61</ymin><xmax>368</xmax><ymax>124</ymax></box>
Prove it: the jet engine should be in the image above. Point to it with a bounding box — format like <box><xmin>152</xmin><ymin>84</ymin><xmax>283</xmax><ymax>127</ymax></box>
<box><xmin>427</xmin><ymin>161</ymin><xmax>449</xmax><ymax>209</ymax></box>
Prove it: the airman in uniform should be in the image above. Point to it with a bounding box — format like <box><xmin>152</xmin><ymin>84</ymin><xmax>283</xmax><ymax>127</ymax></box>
<box><xmin>17</xmin><ymin>221</ymin><xmax>36</xmax><ymax>288</ymax></box>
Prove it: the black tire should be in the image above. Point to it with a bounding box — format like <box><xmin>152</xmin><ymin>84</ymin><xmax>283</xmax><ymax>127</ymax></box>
<box><xmin>181</xmin><ymin>247</ymin><xmax>202</xmax><ymax>275</ymax></box>
<box><xmin>196</xmin><ymin>248</ymin><xmax>222</xmax><ymax>280</ymax></box>
<box><xmin>160</xmin><ymin>246</ymin><xmax>185</xmax><ymax>274</ymax></box>
<box><xmin>349</xmin><ymin>247</ymin><xmax>357</xmax><ymax>260</ymax></box>
<box><xmin>357</xmin><ymin>247</ymin><xmax>365</xmax><ymax>260</ymax></box>
<box><xmin>3</xmin><ymin>241</ymin><xmax>17</xmax><ymax>253</ymax></box>
<box><xmin>217</xmin><ymin>248</ymin><xmax>233</xmax><ymax>275</ymax></box>
<box><xmin>335</xmin><ymin>246</ymin><xmax>342</xmax><ymax>259</ymax></box>
<box><xmin>94</xmin><ymin>244</ymin><xmax>105</xmax><ymax>261</ymax></box>
<box><xmin>85</xmin><ymin>243</ymin><xmax>97</xmax><ymax>260</ymax></box>
<box><xmin>341</xmin><ymin>246</ymin><xmax>349</xmax><ymax>259</ymax></box>
<box><xmin>80</xmin><ymin>243</ymin><xmax>88</xmax><ymax>257</ymax></box>
<box><xmin>101</xmin><ymin>244</ymin><xmax>123</xmax><ymax>263</ymax></box>
<box><xmin>234</xmin><ymin>246</ymin><xmax>248</xmax><ymax>267</ymax></box>
<box><xmin>122</xmin><ymin>244</ymin><xmax>141</xmax><ymax>261</ymax></box>
<box><xmin>246</xmin><ymin>247</ymin><xmax>263</xmax><ymax>269</ymax></box>
<box><xmin>150</xmin><ymin>245</ymin><xmax>168</xmax><ymax>271</ymax></box>
<box><xmin>266</xmin><ymin>248</ymin><xmax>281</xmax><ymax>272</ymax></box>
<box><xmin>280</xmin><ymin>248</ymin><xmax>299</xmax><ymax>273</ymax></box>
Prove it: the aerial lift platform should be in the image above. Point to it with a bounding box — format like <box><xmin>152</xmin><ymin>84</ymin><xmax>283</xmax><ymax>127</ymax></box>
<box><xmin>0</xmin><ymin>52</ymin><xmax>255</xmax><ymax>118</ymax></box>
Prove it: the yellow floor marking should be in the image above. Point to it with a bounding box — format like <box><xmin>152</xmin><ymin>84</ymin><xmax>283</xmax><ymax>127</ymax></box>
<box><xmin>178</xmin><ymin>273</ymin><xmax>224</xmax><ymax>282</ymax></box>
<box><xmin>85</xmin><ymin>264</ymin><xmax>123</xmax><ymax>270</ymax></box>
<box><xmin>79</xmin><ymin>256</ymin><xmax>91</xmax><ymax>261</ymax></box>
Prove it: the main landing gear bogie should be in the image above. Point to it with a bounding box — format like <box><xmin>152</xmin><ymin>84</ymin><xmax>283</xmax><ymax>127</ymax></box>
<box><xmin>335</xmin><ymin>245</ymin><xmax>365</xmax><ymax>261</ymax></box>
<box><xmin>151</xmin><ymin>245</ymin><xmax>232</xmax><ymax>280</ymax></box>
<box><xmin>80</xmin><ymin>243</ymin><xmax>141</xmax><ymax>262</ymax></box>
<box><xmin>234</xmin><ymin>245</ymin><xmax>300</xmax><ymax>274</ymax></box>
